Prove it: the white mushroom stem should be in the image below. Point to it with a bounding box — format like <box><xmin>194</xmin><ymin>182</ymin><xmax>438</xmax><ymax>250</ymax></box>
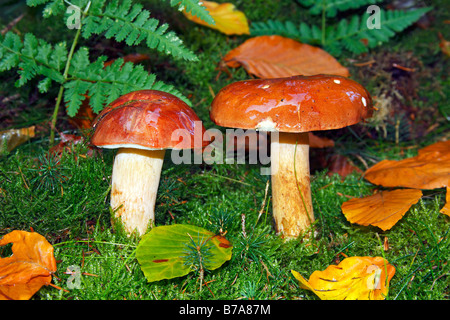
<box><xmin>110</xmin><ymin>148</ymin><xmax>165</xmax><ymax>236</ymax></box>
<box><xmin>270</xmin><ymin>132</ymin><xmax>314</xmax><ymax>239</ymax></box>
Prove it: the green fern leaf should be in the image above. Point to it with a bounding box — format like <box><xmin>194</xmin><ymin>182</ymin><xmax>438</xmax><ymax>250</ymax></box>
<box><xmin>0</xmin><ymin>32</ymin><xmax>67</xmax><ymax>89</ymax></box>
<box><xmin>64</xmin><ymin>79</ymin><xmax>90</xmax><ymax>116</ymax></box>
<box><xmin>63</xmin><ymin>50</ymin><xmax>191</xmax><ymax>116</ymax></box>
<box><xmin>325</xmin><ymin>8</ymin><xmax>431</xmax><ymax>54</ymax></box>
<box><xmin>250</xmin><ymin>20</ymin><xmax>322</xmax><ymax>44</ymax></box>
<box><xmin>37</xmin><ymin>77</ymin><xmax>52</xmax><ymax>93</ymax></box>
<box><xmin>27</xmin><ymin>0</ymin><xmax>67</xmax><ymax>18</ymax></box>
<box><xmin>83</xmin><ymin>0</ymin><xmax>198</xmax><ymax>61</ymax></box>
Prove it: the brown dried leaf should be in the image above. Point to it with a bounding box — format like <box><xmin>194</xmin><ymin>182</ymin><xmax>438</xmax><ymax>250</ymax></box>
<box><xmin>341</xmin><ymin>189</ymin><xmax>423</xmax><ymax>230</ymax></box>
<box><xmin>364</xmin><ymin>140</ymin><xmax>450</xmax><ymax>190</ymax></box>
<box><xmin>0</xmin><ymin>230</ymin><xmax>57</xmax><ymax>300</ymax></box>
<box><xmin>223</xmin><ymin>35</ymin><xmax>350</xmax><ymax>78</ymax></box>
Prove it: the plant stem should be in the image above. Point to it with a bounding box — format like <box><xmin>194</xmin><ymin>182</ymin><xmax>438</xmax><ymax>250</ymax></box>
<box><xmin>49</xmin><ymin>1</ymin><xmax>90</xmax><ymax>145</ymax></box>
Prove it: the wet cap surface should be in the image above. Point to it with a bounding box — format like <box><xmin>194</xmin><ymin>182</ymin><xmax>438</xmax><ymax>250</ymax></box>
<box><xmin>91</xmin><ymin>90</ymin><xmax>209</xmax><ymax>150</ymax></box>
<box><xmin>210</xmin><ymin>74</ymin><xmax>373</xmax><ymax>132</ymax></box>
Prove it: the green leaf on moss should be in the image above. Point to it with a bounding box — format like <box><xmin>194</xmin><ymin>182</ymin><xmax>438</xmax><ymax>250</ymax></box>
<box><xmin>136</xmin><ymin>224</ymin><xmax>232</xmax><ymax>282</ymax></box>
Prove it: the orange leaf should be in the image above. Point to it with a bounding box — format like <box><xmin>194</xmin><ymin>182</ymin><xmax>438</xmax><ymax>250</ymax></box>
<box><xmin>0</xmin><ymin>230</ymin><xmax>57</xmax><ymax>300</ymax></box>
<box><xmin>223</xmin><ymin>35</ymin><xmax>350</xmax><ymax>78</ymax></box>
<box><xmin>364</xmin><ymin>140</ymin><xmax>450</xmax><ymax>190</ymax></box>
<box><xmin>341</xmin><ymin>189</ymin><xmax>423</xmax><ymax>231</ymax></box>
<box><xmin>441</xmin><ymin>187</ymin><xmax>450</xmax><ymax>217</ymax></box>
<box><xmin>291</xmin><ymin>256</ymin><xmax>396</xmax><ymax>300</ymax></box>
<box><xmin>183</xmin><ymin>1</ymin><xmax>249</xmax><ymax>35</ymax></box>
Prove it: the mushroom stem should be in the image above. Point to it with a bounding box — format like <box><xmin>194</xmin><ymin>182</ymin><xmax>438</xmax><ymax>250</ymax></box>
<box><xmin>110</xmin><ymin>148</ymin><xmax>165</xmax><ymax>236</ymax></box>
<box><xmin>270</xmin><ymin>131</ymin><xmax>314</xmax><ymax>239</ymax></box>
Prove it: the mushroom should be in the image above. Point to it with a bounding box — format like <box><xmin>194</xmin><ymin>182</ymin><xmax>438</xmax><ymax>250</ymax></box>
<box><xmin>210</xmin><ymin>74</ymin><xmax>373</xmax><ymax>239</ymax></box>
<box><xmin>91</xmin><ymin>90</ymin><xmax>209</xmax><ymax>236</ymax></box>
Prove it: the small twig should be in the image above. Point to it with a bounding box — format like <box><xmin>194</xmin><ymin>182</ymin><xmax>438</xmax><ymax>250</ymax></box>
<box><xmin>353</xmin><ymin>59</ymin><xmax>376</xmax><ymax>67</ymax></box>
<box><xmin>48</xmin><ymin>282</ymin><xmax>70</xmax><ymax>293</ymax></box>
<box><xmin>392</xmin><ymin>63</ymin><xmax>415</xmax><ymax>72</ymax></box>
<box><xmin>1</xmin><ymin>13</ymin><xmax>25</xmax><ymax>35</ymax></box>
<box><xmin>255</xmin><ymin>180</ymin><xmax>270</xmax><ymax>225</ymax></box>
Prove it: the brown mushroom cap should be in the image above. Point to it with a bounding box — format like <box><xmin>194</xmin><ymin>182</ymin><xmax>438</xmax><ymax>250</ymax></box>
<box><xmin>210</xmin><ymin>74</ymin><xmax>373</xmax><ymax>132</ymax></box>
<box><xmin>91</xmin><ymin>90</ymin><xmax>209</xmax><ymax>150</ymax></box>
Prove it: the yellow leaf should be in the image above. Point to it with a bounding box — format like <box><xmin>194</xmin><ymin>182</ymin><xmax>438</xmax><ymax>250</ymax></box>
<box><xmin>0</xmin><ymin>230</ymin><xmax>57</xmax><ymax>300</ymax></box>
<box><xmin>223</xmin><ymin>35</ymin><xmax>350</xmax><ymax>78</ymax></box>
<box><xmin>183</xmin><ymin>1</ymin><xmax>249</xmax><ymax>35</ymax></box>
<box><xmin>291</xmin><ymin>256</ymin><xmax>396</xmax><ymax>300</ymax></box>
<box><xmin>341</xmin><ymin>189</ymin><xmax>423</xmax><ymax>231</ymax></box>
<box><xmin>0</xmin><ymin>126</ymin><xmax>35</xmax><ymax>153</ymax></box>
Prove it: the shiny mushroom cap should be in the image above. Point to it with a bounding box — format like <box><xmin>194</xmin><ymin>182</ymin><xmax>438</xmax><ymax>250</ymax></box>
<box><xmin>91</xmin><ymin>90</ymin><xmax>209</xmax><ymax>150</ymax></box>
<box><xmin>210</xmin><ymin>74</ymin><xmax>373</xmax><ymax>133</ymax></box>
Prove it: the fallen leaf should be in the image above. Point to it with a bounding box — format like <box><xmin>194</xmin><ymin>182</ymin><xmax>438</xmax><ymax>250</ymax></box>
<box><xmin>441</xmin><ymin>187</ymin><xmax>450</xmax><ymax>217</ymax></box>
<box><xmin>183</xmin><ymin>1</ymin><xmax>249</xmax><ymax>35</ymax></box>
<box><xmin>364</xmin><ymin>140</ymin><xmax>450</xmax><ymax>189</ymax></box>
<box><xmin>136</xmin><ymin>224</ymin><xmax>232</xmax><ymax>282</ymax></box>
<box><xmin>0</xmin><ymin>126</ymin><xmax>35</xmax><ymax>154</ymax></box>
<box><xmin>223</xmin><ymin>35</ymin><xmax>350</xmax><ymax>78</ymax></box>
<box><xmin>341</xmin><ymin>189</ymin><xmax>423</xmax><ymax>231</ymax></box>
<box><xmin>0</xmin><ymin>230</ymin><xmax>57</xmax><ymax>300</ymax></box>
<box><xmin>291</xmin><ymin>256</ymin><xmax>395</xmax><ymax>300</ymax></box>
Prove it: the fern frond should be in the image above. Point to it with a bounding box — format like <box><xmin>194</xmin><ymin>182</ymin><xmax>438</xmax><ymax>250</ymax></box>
<box><xmin>325</xmin><ymin>8</ymin><xmax>432</xmax><ymax>54</ymax></box>
<box><xmin>0</xmin><ymin>32</ymin><xmax>66</xmax><ymax>90</ymax></box>
<box><xmin>0</xmin><ymin>32</ymin><xmax>191</xmax><ymax>114</ymax></box>
<box><xmin>28</xmin><ymin>0</ymin><xmax>198</xmax><ymax>61</ymax></box>
<box><xmin>166</xmin><ymin>0</ymin><xmax>215</xmax><ymax>25</ymax></box>
<box><xmin>83</xmin><ymin>0</ymin><xmax>198</xmax><ymax>61</ymax></box>
<box><xmin>251</xmin><ymin>8</ymin><xmax>431</xmax><ymax>55</ymax></box>
<box><xmin>26</xmin><ymin>0</ymin><xmax>67</xmax><ymax>18</ymax></box>
<box><xmin>250</xmin><ymin>20</ymin><xmax>322</xmax><ymax>45</ymax></box>
<box><xmin>298</xmin><ymin>0</ymin><xmax>384</xmax><ymax>18</ymax></box>
<box><xmin>64</xmin><ymin>50</ymin><xmax>191</xmax><ymax>116</ymax></box>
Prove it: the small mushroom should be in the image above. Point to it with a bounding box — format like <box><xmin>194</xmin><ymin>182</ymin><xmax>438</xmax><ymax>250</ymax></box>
<box><xmin>210</xmin><ymin>74</ymin><xmax>373</xmax><ymax>239</ymax></box>
<box><xmin>91</xmin><ymin>90</ymin><xmax>209</xmax><ymax>236</ymax></box>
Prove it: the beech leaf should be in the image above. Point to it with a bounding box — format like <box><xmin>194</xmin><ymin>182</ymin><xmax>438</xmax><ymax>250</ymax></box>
<box><xmin>183</xmin><ymin>1</ymin><xmax>249</xmax><ymax>35</ymax></box>
<box><xmin>291</xmin><ymin>256</ymin><xmax>396</xmax><ymax>300</ymax></box>
<box><xmin>0</xmin><ymin>230</ymin><xmax>57</xmax><ymax>300</ymax></box>
<box><xmin>136</xmin><ymin>224</ymin><xmax>232</xmax><ymax>282</ymax></box>
<box><xmin>363</xmin><ymin>140</ymin><xmax>450</xmax><ymax>190</ymax></box>
<box><xmin>223</xmin><ymin>35</ymin><xmax>350</xmax><ymax>78</ymax></box>
<box><xmin>341</xmin><ymin>189</ymin><xmax>423</xmax><ymax>231</ymax></box>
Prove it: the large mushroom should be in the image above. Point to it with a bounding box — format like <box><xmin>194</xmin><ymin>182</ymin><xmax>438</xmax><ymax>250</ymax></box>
<box><xmin>210</xmin><ymin>74</ymin><xmax>373</xmax><ymax>239</ymax></box>
<box><xmin>91</xmin><ymin>90</ymin><xmax>209</xmax><ymax>236</ymax></box>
